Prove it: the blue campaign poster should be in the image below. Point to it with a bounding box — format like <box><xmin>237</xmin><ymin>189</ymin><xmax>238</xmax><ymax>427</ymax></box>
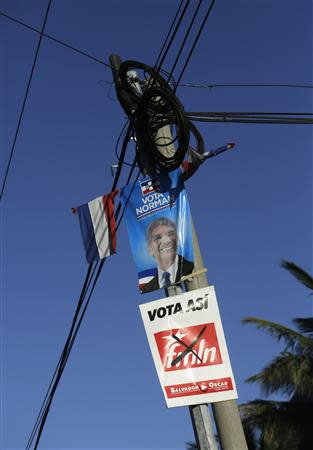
<box><xmin>121</xmin><ymin>169</ymin><xmax>194</xmax><ymax>294</ymax></box>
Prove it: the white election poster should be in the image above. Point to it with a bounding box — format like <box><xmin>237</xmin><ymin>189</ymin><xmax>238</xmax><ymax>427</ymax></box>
<box><xmin>139</xmin><ymin>286</ymin><xmax>237</xmax><ymax>408</ymax></box>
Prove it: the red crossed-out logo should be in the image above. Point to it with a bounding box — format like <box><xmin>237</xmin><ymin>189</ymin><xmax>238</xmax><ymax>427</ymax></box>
<box><xmin>154</xmin><ymin>322</ymin><xmax>222</xmax><ymax>372</ymax></box>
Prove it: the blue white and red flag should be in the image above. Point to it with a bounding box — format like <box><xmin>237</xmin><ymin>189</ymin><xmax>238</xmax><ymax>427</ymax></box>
<box><xmin>140</xmin><ymin>177</ymin><xmax>161</xmax><ymax>196</ymax></box>
<box><xmin>76</xmin><ymin>191</ymin><xmax>118</xmax><ymax>263</ymax></box>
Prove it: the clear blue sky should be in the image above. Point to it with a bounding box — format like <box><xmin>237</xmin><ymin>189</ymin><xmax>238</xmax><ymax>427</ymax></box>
<box><xmin>1</xmin><ymin>1</ymin><xmax>312</xmax><ymax>449</ymax></box>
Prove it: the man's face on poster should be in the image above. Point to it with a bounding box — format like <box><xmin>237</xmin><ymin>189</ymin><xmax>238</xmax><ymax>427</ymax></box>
<box><xmin>148</xmin><ymin>224</ymin><xmax>178</xmax><ymax>271</ymax></box>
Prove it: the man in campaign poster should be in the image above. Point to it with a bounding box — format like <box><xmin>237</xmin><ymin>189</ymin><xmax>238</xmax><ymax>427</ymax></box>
<box><xmin>121</xmin><ymin>169</ymin><xmax>194</xmax><ymax>294</ymax></box>
<box><xmin>142</xmin><ymin>216</ymin><xmax>194</xmax><ymax>292</ymax></box>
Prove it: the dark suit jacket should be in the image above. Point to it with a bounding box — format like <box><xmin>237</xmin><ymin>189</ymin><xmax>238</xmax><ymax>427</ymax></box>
<box><xmin>141</xmin><ymin>255</ymin><xmax>194</xmax><ymax>294</ymax></box>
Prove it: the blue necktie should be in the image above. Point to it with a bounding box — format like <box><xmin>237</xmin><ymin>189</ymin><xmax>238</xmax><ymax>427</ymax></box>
<box><xmin>162</xmin><ymin>271</ymin><xmax>171</xmax><ymax>288</ymax></box>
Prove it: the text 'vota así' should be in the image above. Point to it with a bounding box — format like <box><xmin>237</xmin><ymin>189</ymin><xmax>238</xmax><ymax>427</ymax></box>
<box><xmin>147</xmin><ymin>294</ymin><xmax>209</xmax><ymax>322</ymax></box>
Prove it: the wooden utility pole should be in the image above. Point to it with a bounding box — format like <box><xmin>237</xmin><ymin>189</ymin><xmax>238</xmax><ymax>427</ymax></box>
<box><xmin>184</xmin><ymin>222</ymin><xmax>248</xmax><ymax>450</ymax></box>
<box><xmin>109</xmin><ymin>54</ymin><xmax>248</xmax><ymax>450</ymax></box>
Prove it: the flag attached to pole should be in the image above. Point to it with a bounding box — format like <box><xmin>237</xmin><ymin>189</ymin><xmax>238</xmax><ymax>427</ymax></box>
<box><xmin>75</xmin><ymin>191</ymin><xmax>118</xmax><ymax>263</ymax></box>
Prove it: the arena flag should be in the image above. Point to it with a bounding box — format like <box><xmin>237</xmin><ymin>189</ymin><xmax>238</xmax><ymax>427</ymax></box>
<box><xmin>74</xmin><ymin>190</ymin><xmax>118</xmax><ymax>263</ymax></box>
<box><xmin>120</xmin><ymin>170</ymin><xmax>194</xmax><ymax>294</ymax></box>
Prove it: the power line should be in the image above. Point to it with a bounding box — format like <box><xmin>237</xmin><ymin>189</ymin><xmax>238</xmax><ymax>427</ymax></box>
<box><xmin>2</xmin><ymin>10</ymin><xmax>311</xmax><ymax>92</ymax></box>
<box><xmin>0</xmin><ymin>11</ymin><xmax>112</xmax><ymax>68</ymax></box>
<box><xmin>187</xmin><ymin>111</ymin><xmax>313</xmax><ymax>116</ymax></box>
<box><xmin>0</xmin><ymin>2</ymin><xmax>53</xmax><ymax>202</ymax></box>
<box><xmin>29</xmin><ymin>162</ymin><xmax>140</xmax><ymax>448</ymax></box>
<box><xmin>179</xmin><ymin>82</ymin><xmax>313</xmax><ymax>89</ymax></box>
<box><xmin>187</xmin><ymin>110</ymin><xmax>313</xmax><ymax>125</ymax></box>
<box><xmin>26</xmin><ymin>126</ymin><xmax>136</xmax><ymax>449</ymax></box>
<box><xmin>116</xmin><ymin>164</ymin><xmax>141</xmax><ymax>230</ymax></box>
<box><xmin>188</xmin><ymin>116</ymin><xmax>313</xmax><ymax>125</ymax></box>
<box><xmin>0</xmin><ymin>7</ymin><xmax>114</xmax><ymax>202</ymax></box>
<box><xmin>101</xmin><ymin>79</ymin><xmax>313</xmax><ymax>91</ymax></box>
<box><xmin>32</xmin><ymin>259</ymin><xmax>104</xmax><ymax>450</ymax></box>
<box><xmin>167</xmin><ymin>0</ymin><xmax>204</xmax><ymax>82</ymax></box>
<box><xmin>25</xmin><ymin>262</ymin><xmax>97</xmax><ymax>450</ymax></box>
<box><xmin>115</xmin><ymin>120</ymin><xmax>137</xmax><ymax>167</ymax></box>
<box><xmin>174</xmin><ymin>0</ymin><xmax>217</xmax><ymax>91</ymax></box>
<box><xmin>2</xmin><ymin>4</ymin><xmax>136</xmax><ymax>445</ymax></box>
<box><xmin>155</xmin><ymin>0</ymin><xmax>192</xmax><ymax>74</ymax></box>
<box><xmin>154</xmin><ymin>0</ymin><xmax>185</xmax><ymax>70</ymax></box>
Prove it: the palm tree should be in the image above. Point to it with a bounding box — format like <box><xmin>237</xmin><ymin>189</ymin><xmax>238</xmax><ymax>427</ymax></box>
<box><xmin>240</xmin><ymin>260</ymin><xmax>313</xmax><ymax>450</ymax></box>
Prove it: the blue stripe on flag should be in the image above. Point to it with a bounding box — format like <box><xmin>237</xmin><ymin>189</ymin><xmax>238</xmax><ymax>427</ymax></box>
<box><xmin>77</xmin><ymin>204</ymin><xmax>99</xmax><ymax>263</ymax></box>
<box><xmin>138</xmin><ymin>268</ymin><xmax>157</xmax><ymax>278</ymax></box>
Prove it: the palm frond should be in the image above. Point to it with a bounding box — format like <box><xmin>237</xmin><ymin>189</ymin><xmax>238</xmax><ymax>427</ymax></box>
<box><xmin>245</xmin><ymin>352</ymin><xmax>313</xmax><ymax>398</ymax></box>
<box><xmin>242</xmin><ymin>317</ymin><xmax>313</xmax><ymax>351</ymax></box>
<box><xmin>240</xmin><ymin>260</ymin><xmax>313</xmax><ymax>449</ymax></box>
<box><xmin>293</xmin><ymin>317</ymin><xmax>313</xmax><ymax>336</ymax></box>
<box><xmin>241</xmin><ymin>422</ymin><xmax>259</xmax><ymax>450</ymax></box>
<box><xmin>240</xmin><ymin>399</ymin><xmax>313</xmax><ymax>449</ymax></box>
<box><xmin>281</xmin><ymin>260</ymin><xmax>313</xmax><ymax>290</ymax></box>
<box><xmin>240</xmin><ymin>400</ymin><xmax>303</xmax><ymax>450</ymax></box>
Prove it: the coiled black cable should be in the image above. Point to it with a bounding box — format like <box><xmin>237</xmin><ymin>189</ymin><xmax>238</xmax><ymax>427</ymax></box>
<box><xmin>116</xmin><ymin>60</ymin><xmax>204</xmax><ymax>173</ymax></box>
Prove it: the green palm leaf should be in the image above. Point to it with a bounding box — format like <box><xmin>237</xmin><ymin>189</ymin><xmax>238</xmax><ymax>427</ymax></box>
<box><xmin>293</xmin><ymin>317</ymin><xmax>313</xmax><ymax>336</ymax></box>
<box><xmin>281</xmin><ymin>260</ymin><xmax>313</xmax><ymax>290</ymax></box>
<box><xmin>245</xmin><ymin>352</ymin><xmax>313</xmax><ymax>398</ymax></box>
<box><xmin>240</xmin><ymin>399</ymin><xmax>313</xmax><ymax>449</ymax></box>
<box><xmin>239</xmin><ymin>261</ymin><xmax>313</xmax><ymax>449</ymax></box>
<box><xmin>242</xmin><ymin>317</ymin><xmax>313</xmax><ymax>352</ymax></box>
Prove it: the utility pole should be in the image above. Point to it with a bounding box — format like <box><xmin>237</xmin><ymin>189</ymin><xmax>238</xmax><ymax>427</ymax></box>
<box><xmin>109</xmin><ymin>54</ymin><xmax>248</xmax><ymax>450</ymax></box>
<box><xmin>184</xmin><ymin>222</ymin><xmax>248</xmax><ymax>450</ymax></box>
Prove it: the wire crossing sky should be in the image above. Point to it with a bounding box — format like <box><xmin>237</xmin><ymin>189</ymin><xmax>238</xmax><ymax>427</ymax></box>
<box><xmin>0</xmin><ymin>1</ymin><xmax>53</xmax><ymax>201</ymax></box>
<box><xmin>1</xmin><ymin>2</ymin><xmax>311</xmax><ymax>199</ymax></box>
<box><xmin>1</xmin><ymin>1</ymin><xmax>312</xmax><ymax>449</ymax></box>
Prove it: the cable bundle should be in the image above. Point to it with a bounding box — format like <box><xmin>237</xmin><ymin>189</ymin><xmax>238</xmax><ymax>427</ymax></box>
<box><xmin>118</xmin><ymin>60</ymin><xmax>201</xmax><ymax>173</ymax></box>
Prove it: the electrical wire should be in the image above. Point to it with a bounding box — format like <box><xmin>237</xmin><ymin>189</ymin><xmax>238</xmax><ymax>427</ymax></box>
<box><xmin>0</xmin><ymin>1</ymin><xmax>53</xmax><ymax>202</ymax></box>
<box><xmin>25</xmin><ymin>261</ymin><xmax>97</xmax><ymax>450</ymax></box>
<box><xmin>17</xmin><ymin>0</ymin><xmax>312</xmax><ymax>443</ymax></box>
<box><xmin>174</xmin><ymin>0</ymin><xmax>216</xmax><ymax>91</ymax></box>
<box><xmin>0</xmin><ymin>11</ymin><xmax>112</xmax><ymax>68</ymax></box>
<box><xmin>111</xmin><ymin>124</ymin><xmax>133</xmax><ymax>191</ymax></box>
<box><xmin>179</xmin><ymin>82</ymin><xmax>313</xmax><ymax>89</ymax></box>
<box><xmin>167</xmin><ymin>0</ymin><xmax>204</xmax><ymax>83</ymax></box>
<box><xmin>9</xmin><ymin>0</ymin><xmax>222</xmax><ymax>445</ymax></box>
<box><xmin>116</xmin><ymin>166</ymin><xmax>141</xmax><ymax>230</ymax></box>
<box><xmin>32</xmin><ymin>261</ymin><xmax>103</xmax><ymax>450</ymax></box>
<box><xmin>114</xmin><ymin>120</ymin><xmax>138</xmax><ymax>167</ymax></box>
<box><xmin>116</xmin><ymin>60</ymin><xmax>207</xmax><ymax>173</ymax></box>
<box><xmin>155</xmin><ymin>0</ymin><xmax>192</xmax><ymax>75</ymax></box>
<box><xmin>26</xmin><ymin>126</ymin><xmax>137</xmax><ymax>449</ymax></box>
<box><xmin>117</xmin><ymin>61</ymin><xmax>188</xmax><ymax>172</ymax></box>
<box><xmin>2</xmin><ymin>11</ymin><xmax>311</xmax><ymax>94</ymax></box>
<box><xmin>113</xmin><ymin>0</ymin><xmax>221</xmax><ymax>173</ymax></box>
<box><xmin>186</xmin><ymin>111</ymin><xmax>313</xmax><ymax>125</ymax></box>
<box><xmin>154</xmin><ymin>0</ymin><xmax>185</xmax><ymax>70</ymax></box>
<box><xmin>188</xmin><ymin>117</ymin><xmax>313</xmax><ymax>125</ymax></box>
<box><xmin>187</xmin><ymin>111</ymin><xmax>313</xmax><ymax>116</ymax></box>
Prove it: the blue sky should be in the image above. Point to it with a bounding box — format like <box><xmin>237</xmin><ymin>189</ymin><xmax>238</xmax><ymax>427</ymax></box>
<box><xmin>1</xmin><ymin>1</ymin><xmax>312</xmax><ymax>449</ymax></box>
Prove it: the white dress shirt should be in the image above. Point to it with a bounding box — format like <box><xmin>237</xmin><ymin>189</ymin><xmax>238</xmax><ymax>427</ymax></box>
<box><xmin>158</xmin><ymin>255</ymin><xmax>179</xmax><ymax>288</ymax></box>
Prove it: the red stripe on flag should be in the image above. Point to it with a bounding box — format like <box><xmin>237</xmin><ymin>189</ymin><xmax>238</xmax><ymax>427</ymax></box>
<box><xmin>103</xmin><ymin>190</ymin><xmax>118</xmax><ymax>254</ymax></box>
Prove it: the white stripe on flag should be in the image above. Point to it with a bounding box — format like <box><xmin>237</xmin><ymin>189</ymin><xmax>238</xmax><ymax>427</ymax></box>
<box><xmin>88</xmin><ymin>196</ymin><xmax>111</xmax><ymax>259</ymax></box>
